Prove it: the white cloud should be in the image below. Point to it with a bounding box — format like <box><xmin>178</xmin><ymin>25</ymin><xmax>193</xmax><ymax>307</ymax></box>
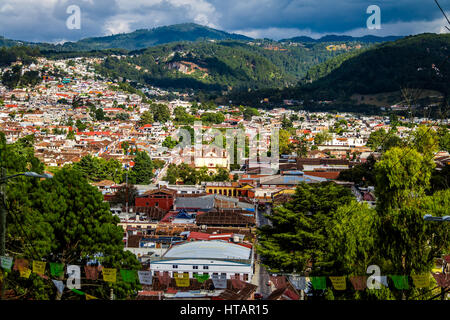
<box><xmin>231</xmin><ymin>27</ymin><xmax>324</xmax><ymax>40</ymax></box>
<box><xmin>0</xmin><ymin>0</ymin><xmax>448</xmax><ymax>42</ymax></box>
<box><xmin>344</xmin><ymin>17</ymin><xmax>450</xmax><ymax>37</ymax></box>
<box><xmin>103</xmin><ymin>19</ymin><xmax>133</xmax><ymax>36</ymax></box>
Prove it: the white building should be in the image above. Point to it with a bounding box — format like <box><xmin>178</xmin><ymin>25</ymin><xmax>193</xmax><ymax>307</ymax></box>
<box><xmin>150</xmin><ymin>240</ymin><xmax>254</xmax><ymax>282</ymax></box>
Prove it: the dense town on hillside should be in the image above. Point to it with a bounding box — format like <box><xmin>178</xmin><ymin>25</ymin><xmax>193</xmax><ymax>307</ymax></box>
<box><xmin>1</xmin><ymin>56</ymin><xmax>449</xmax><ymax>301</ymax></box>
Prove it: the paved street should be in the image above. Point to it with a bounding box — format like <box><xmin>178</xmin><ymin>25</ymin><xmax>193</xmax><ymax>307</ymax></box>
<box><xmin>253</xmin><ymin>202</ymin><xmax>273</xmax><ymax>299</ymax></box>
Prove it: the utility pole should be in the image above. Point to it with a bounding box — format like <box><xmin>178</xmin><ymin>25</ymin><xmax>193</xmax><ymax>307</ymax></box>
<box><xmin>125</xmin><ymin>169</ymin><xmax>129</xmax><ymax>214</ymax></box>
<box><xmin>0</xmin><ymin>168</ymin><xmax>6</xmax><ymax>300</ymax></box>
<box><xmin>441</xmin><ymin>258</ymin><xmax>448</xmax><ymax>301</ymax></box>
<box><xmin>0</xmin><ymin>168</ymin><xmax>6</xmax><ymax>258</ymax></box>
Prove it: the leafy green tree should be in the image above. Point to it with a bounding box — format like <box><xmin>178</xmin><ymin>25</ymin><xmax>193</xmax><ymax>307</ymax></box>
<box><xmin>115</xmin><ymin>113</ymin><xmax>130</xmax><ymax>121</ymax></box>
<box><xmin>72</xmin><ymin>155</ymin><xmax>124</xmax><ymax>183</ymax></box>
<box><xmin>150</xmin><ymin>103</ymin><xmax>171</xmax><ymax>123</ymax></box>
<box><xmin>0</xmin><ymin>135</ymin><xmax>140</xmax><ymax>300</ymax></box>
<box><xmin>374</xmin><ymin>147</ymin><xmax>433</xmax><ymax>211</ymax></box>
<box><xmin>214</xmin><ymin>167</ymin><xmax>230</xmax><ymax>182</ymax></box>
<box><xmin>163</xmin><ymin>164</ymin><xmax>179</xmax><ymax>184</ymax></box>
<box><xmin>200</xmin><ymin>112</ymin><xmax>225</xmax><ymax>124</ymax></box>
<box><xmin>279</xmin><ymin>129</ymin><xmax>292</xmax><ymax>155</ymax></box>
<box><xmin>242</xmin><ymin>107</ymin><xmax>259</xmax><ymax>121</ymax></box>
<box><xmin>66</xmin><ymin>130</ymin><xmax>76</xmax><ymax>140</ymax></box>
<box><xmin>257</xmin><ymin>182</ymin><xmax>354</xmax><ymax>273</ymax></box>
<box><xmin>2</xmin><ymin>65</ymin><xmax>22</xmax><ymax>89</ymax></box>
<box><xmin>373</xmin><ymin>144</ymin><xmax>449</xmax><ymax>300</ymax></box>
<box><xmin>323</xmin><ymin>202</ymin><xmax>379</xmax><ymax>300</ymax></box>
<box><xmin>174</xmin><ymin>106</ymin><xmax>195</xmax><ymax>124</ymax></box>
<box><xmin>138</xmin><ymin>111</ymin><xmax>153</xmax><ymax>127</ymax></box>
<box><xmin>162</xmin><ymin>136</ymin><xmax>178</xmax><ymax>149</ymax></box>
<box><xmin>20</xmin><ymin>70</ymin><xmax>42</xmax><ymax>87</ymax></box>
<box><xmin>122</xmin><ymin>141</ymin><xmax>130</xmax><ymax>155</ymax></box>
<box><xmin>75</xmin><ymin>120</ymin><xmax>87</xmax><ymax>132</ymax></box>
<box><xmin>94</xmin><ymin>108</ymin><xmax>105</xmax><ymax>121</ymax></box>
<box><xmin>128</xmin><ymin>151</ymin><xmax>154</xmax><ymax>185</ymax></box>
<box><xmin>366</xmin><ymin>129</ymin><xmax>386</xmax><ymax>151</ymax></box>
<box><xmin>281</xmin><ymin>115</ymin><xmax>293</xmax><ymax>130</ymax></box>
<box><xmin>366</xmin><ymin>128</ymin><xmax>402</xmax><ymax>152</ymax></box>
<box><xmin>437</xmin><ymin>126</ymin><xmax>450</xmax><ymax>152</ymax></box>
<box><xmin>314</xmin><ymin>130</ymin><xmax>332</xmax><ymax>145</ymax></box>
<box><xmin>292</xmin><ymin>136</ymin><xmax>309</xmax><ymax>157</ymax></box>
<box><xmin>410</xmin><ymin>125</ymin><xmax>438</xmax><ymax>159</ymax></box>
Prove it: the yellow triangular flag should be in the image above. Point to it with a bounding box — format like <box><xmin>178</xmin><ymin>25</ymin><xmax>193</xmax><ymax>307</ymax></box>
<box><xmin>32</xmin><ymin>261</ymin><xmax>46</xmax><ymax>276</ymax></box>
<box><xmin>174</xmin><ymin>272</ymin><xmax>190</xmax><ymax>287</ymax></box>
<box><xmin>19</xmin><ymin>268</ymin><xmax>32</xmax><ymax>279</ymax></box>
<box><xmin>329</xmin><ymin>276</ymin><xmax>347</xmax><ymax>290</ymax></box>
<box><xmin>86</xmin><ymin>294</ymin><xmax>99</xmax><ymax>300</ymax></box>
<box><xmin>102</xmin><ymin>268</ymin><xmax>117</xmax><ymax>283</ymax></box>
<box><xmin>411</xmin><ymin>274</ymin><xmax>430</xmax><ymax>288</ymax></box>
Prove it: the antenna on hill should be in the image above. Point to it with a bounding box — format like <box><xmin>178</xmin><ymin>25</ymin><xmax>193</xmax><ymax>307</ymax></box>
<box><xmin>434</xmin><ymin>0</ymin><xmax>450</xmax><ymax>31</ymax></box>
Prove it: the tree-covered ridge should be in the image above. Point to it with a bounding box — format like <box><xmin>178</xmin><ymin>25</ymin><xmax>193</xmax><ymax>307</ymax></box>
<box><xmin>302</xmin><ymin>49</ymin><xmax>367</xmax><ymax>83</ymax></box>
<box><xmin>304</xmin><ymin>33</ymin><xmax>450</xmax><ymax>96</ymax></box>
<box><xmin>0</xmin><ymin>46</ymin><xmax>40</xmax><ymax>67</ymax></box>
<box><xmin>228</xmin><ymin>33</ymin><xmax>450</xmax><ymax>109</ymax></box>
<box><xmin>0</xmin><ymin>24</ymin><xmax>251</xmax><ymax>52</ymax></box>
<box><xmin>280</xmin><ymin>35</ymin><xmax>403</xmax><ymax>43</ymax></box>
<box><xmin>96</xmin><ymin>40</ymin><xmax>366</xmax><ymax>92</ymax></box>
<box><xmin>61</xmin><ymin>23</ymin><xmax>252</xmax><ymax>51</ymax></box>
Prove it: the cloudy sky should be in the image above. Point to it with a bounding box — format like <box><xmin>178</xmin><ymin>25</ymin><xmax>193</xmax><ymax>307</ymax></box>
<box><xmin>0</xmin><ymin>0</ymin><xmax>449</xmax><ymax>43</ymax></box>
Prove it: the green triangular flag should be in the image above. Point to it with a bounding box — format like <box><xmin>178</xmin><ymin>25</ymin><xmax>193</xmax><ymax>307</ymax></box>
<box><xmin>50</xmin><ymin>263</ymin><xmax>65</xmax><ymax>277</ymax></box>
<box><xmin>120</xmin><ymin>269</ymin><xmax>136</xmax><ymax>283</ymax></box>
<box><xmin>310</xmin><ymin>276</ymin><xmax>327</xmax><ymax>290</ymax></box>
<box><xmin>71</xmin><ymin>288</ymin><xmax>85</xmax><ymax>296</ymax></box>
<box><xmin>390</xmin><ymin>275</ymin><xmax>409</xmax><ymax>290</ymax></box>
<box><xmin>194</xmin><ymin>273</ymin><xmax>210</xmax><ymax>283</ymax></box>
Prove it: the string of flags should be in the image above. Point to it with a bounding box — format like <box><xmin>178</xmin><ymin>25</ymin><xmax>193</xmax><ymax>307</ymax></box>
<box><xmin>1</xmin><ymin>255</ymin><xmax>449</xmax><ymax>298</ymax></box>
<box><xmin>288</xmin><ymin>273</ymin><xmax>449</xmax><ymax>291</ymax></box>
<box><xmin>0</xmin><ymin>255</ymin><xmax>154</xmax><ymax>299</ymax></box>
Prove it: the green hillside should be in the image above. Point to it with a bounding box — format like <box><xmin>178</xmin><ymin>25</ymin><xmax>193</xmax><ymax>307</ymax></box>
<box><xmin>46</xmin><ymin>23</ymin><xmax>252</xmax><ymax>52</ymax></box>
<box><xmin>305</xmin><ymin>33</ymin><xmax>450</xmax><ymax>96</ymax></box>
<box><xmin>96</xmin><ymin>39</ymin><xmax>372</xmax><ymax>92</ymax></box>
<box><xmin>281</xmin><ymin>35</ymin><xmax>403</xmax><ymax>43</ymax></box>
<box><xmin>228</xmin><ymin>33</ymin><xmax>450</xmax><ymax>109</ymax></box>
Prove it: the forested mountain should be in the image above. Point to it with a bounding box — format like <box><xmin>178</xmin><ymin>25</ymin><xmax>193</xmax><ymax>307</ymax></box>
<box><xmin>229</xmin><ymin>33</ymin><xmax>450</xmax><ymax>108</ymax></box>
<box><xmin>96</xmin><ymin>40</ymin><xmax>372</xmax><ymax>92</ymax></box>
<box><xmin>0</xmin><ymin>46</ymin><xmax>40</xmax><ymax>67</ymax></box>
<box><xmin>281</xmin><ymin>35</ymin><xmax>403</xmax><ymax>43</ymax></box>
<box><xmin>56</xmin><ymin>23</ymin><xmax>252</xmax><ymax>51</ymax></box>
<box><xmin>0</xmin><ymin>24</ymin><xmax>251</xmax><ymax>52</ymax></box>
<box><xmin>0</xmin><ymin>36</ymin><xmax>31</xmax><ymax>48</ymax></box>
<box><xmin>303</xmin><ymin>33</ymin><xmax>450</xmax><ymax>96</ymax></box>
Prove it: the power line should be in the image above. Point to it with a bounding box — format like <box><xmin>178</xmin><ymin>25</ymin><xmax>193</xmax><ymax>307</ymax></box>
<box><xmin>434</xmin><ymin>0</ymin><xmax>450</xmax><ymax>31</ymax></box>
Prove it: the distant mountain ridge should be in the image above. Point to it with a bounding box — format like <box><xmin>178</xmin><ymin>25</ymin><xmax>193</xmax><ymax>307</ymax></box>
<box><xmin>57</xmin><ymin>23</ymin><xmax>252</xmax><ymax>51</ymax></box>
<box><xmin>1</xmin><ymin>23</ymin><xmax>404</xmax><ymax>52</ymax></box>
<box><xmin>228</xmin><ymin>33</ymin><xmax>450</xmax><ymax>108</ymax></box>
<box><xmin>0</xmin><ymin>23</ymin><xmax>252</xmax><ymax>51</ymax></box>
<box><xmin>281</xmin><ymin>34</ymin><xmax>403</xmax><ymax>43</ymax></box>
